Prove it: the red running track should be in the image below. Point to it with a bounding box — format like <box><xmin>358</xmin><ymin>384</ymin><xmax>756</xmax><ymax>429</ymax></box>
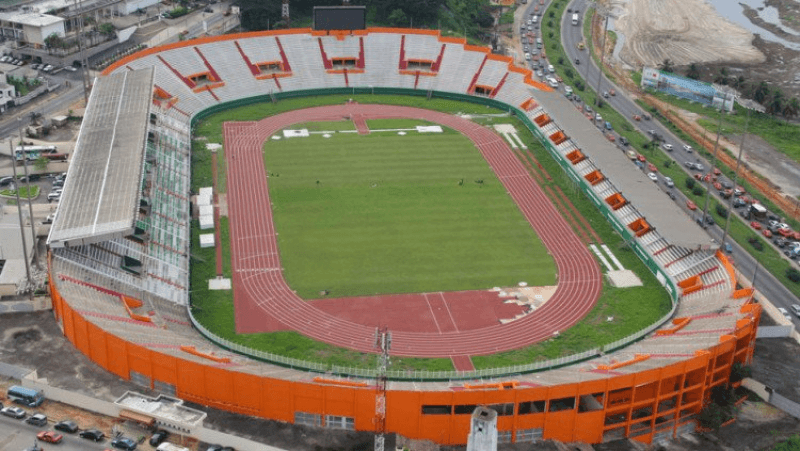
<box><xmin>224</xmin><ymin>104</ymin><xmax>602</xmax><ymax>357</ymax></box>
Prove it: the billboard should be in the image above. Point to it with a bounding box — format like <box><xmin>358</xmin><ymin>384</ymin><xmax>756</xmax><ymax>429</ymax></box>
<box><xmin>313</xmin><ymin>6</ymin><xmax>366</xmax><ymax>31</ymax></box>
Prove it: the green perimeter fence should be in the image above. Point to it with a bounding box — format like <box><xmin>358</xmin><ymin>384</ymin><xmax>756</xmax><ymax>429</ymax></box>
<box><xmin>186</xmin><ymin>87</ymin><xmax>682</xmax><ymax>381</ymax></box>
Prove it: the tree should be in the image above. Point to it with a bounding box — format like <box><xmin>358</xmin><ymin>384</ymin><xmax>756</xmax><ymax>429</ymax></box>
<box><xmin>44</xmin><ymin>33</ymin><xmax>63</xmax><ymax>54</ymax></box>
<box><xmin>98</xmin><ymin>23</ymin><xmax>115</xmax><ymax>36</ymax></box>
<box><xmin>782</xmin><ymin>97</ymin><xmax>800</xmax><ymax>119</ymax></box>
<box><xmin>753</xmin><ymin>80</ymin><xmax>770</xmax><ymax>104</ymax></box>
<box><xmin>685</xmin><ymin>63</ymin><xmax>700</xmax><ymax>80</ymax></box>
<box><xmin>730</xmin><ymin>75</ymin><xmax>747</xmax><ymax>91</ymax></box>
<box><xmin>387</xmin><ymin>8</ymin><xmax>408</xmax><ymax>27</ymax></box>
<box><xmin>658</xmin><ymin>58</ymin><xmax>674</xmax><ymax>73</ymax></box>
<box><xmin>714</xmin><ymin>67</ymin><xmax>729</xmax><ymax>85</ymax></box>
<box><xmin>766</xmin><ymin>88</ymin><xmax>785</xmax><ymax>116</ymax></box>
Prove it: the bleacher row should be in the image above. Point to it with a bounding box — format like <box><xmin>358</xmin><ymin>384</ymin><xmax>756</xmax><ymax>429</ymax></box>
<box><xmin>49</xmin><ymin>30</ymin><xmax>755</xmax><ymax>391</ymax></box>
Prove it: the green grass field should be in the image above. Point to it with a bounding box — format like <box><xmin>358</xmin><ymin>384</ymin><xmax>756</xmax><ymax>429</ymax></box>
<box><xmin>189</xmin><ymin>94</ymin><xmax>672</xmax><ymax>372</ymax></box>
<box><xmin>265</xmin><ymin>121</ymin><xmax>555</xmax><ymax>299</ymax></box>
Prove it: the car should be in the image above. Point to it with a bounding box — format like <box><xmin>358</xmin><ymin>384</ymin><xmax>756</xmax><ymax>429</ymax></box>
<box><xmin>149</xmin><ymin>429</ymin><xmax>169</xmax><ymax>446</ymax></box>
<box><xmin>694</xmin><ymin>163</ymin><xmax>704</xmax><ymax>172</ymax></box>
<box><xmin>774</xmin><ymin>237</ymin><xmax>787</xmax><ymax>247</ymax></box>
<box><xmin>763</xmin><ymin>229</ymin><xmax>773</xmax><ymax>238</ymax></box>
<box><xmin>0</xmin><ymin>176</ymin><xmax>14</xmax><ymax>186</ymax></box>
<box><xmin>663</xmin><ymin>176</ymin><xmax>674</xmax><ymax>187</ymax></box>
<box><xmin>42</xmin><ymin>64</ymin><xmax>52</xmax><ymax>72</ymax></box>
<box><xmin>603</xmin><ymin>91</ymin><xmax>609</xmax><ymax>98</ymax></box>
<box><xmin>723</xmin><ymin>242</ymin><xmax>733</xmax><ymax>253</ymax></box>
<box><xmin>647</xmin><ymin>163</ymin><xmax>657</xmax><ymax>173</ymax></box>
<box><xmin>48</xmin><ymin>192</ymin><xmax>62</xmax><ymax>201</ymax></box>
<box><xmin>662</xmin><ymin>143</ymin><xmax>673</xmax><ymax>151</ymax></box>
<box><xmin>64</xmin><ymin>65</ymin><xmax>77</xmax><ymax>72</ymax></box>
<box><xmin>111</xmin><ymin>436</ymin><xmax>138</xmax><ymax>451</ymax></box>
<box><xmin>1</xmin><ymin>406</ymin><xmax>25</xmax><ymax>418</ymax></box>
<box><xmin>778</xmin><ymin>307</ymin><xmax>793</xmax><ymax>322</ymax></box>
<box><xmin>574</xmin><ymin>57</ymin><xmax>580</xmax><ymax>65</ymax></box>
<box><xmin>207</xmin><ymin>446</ymin><xmax>236</xmax><ymax>451</ymax></box>
<box><xmin>791</xmin><ymin>304</ymin><xmax>800</xmax><ymax>317</ymax></box>
<box><xmin>626</xmin><ymin>150</ymin><xmax>637</xmax><ymax>160</ymax></box>
<box><xmin>750</xmin><ymin>221</ymin><xmax>762</xmax><ymax>230</ymax></box>
<box><xmin>647</xmin><ymin>172</ymin><xmax>658</xmax><ymax>182</ymax></box>
<box><xmin>619</xmin><ymin>136</ymin><xmax>628</xmax><ymax>146</ymax></box>
<box><xmin>80</xmin><ymin>429</ymin><xmax>105</xmax><ymax>441</ymax></box>
<box><xmin>204</xmin><ymin>7</ymin><xmax>213</xmax><ymax>12</ymax></box>
<box><xmin>26</xmin><ymin>413</ymin><xmax>48</xmax><ymax>426</ymax></box>
<box><xmin>684</xmin><ymin>161</ymin><xmax>694</xmax><ymax>168</ymax></box>
<box><xmin>594</xmin><ymin>113</ymin><xmax>602</xmax><ymax>122</ymax></box>
<box><xmin>687</xmin><ymin>200</ymin><xmax>697</xmax><ymax>210</ymax></box>
<box><xmin>732</xmin><ymin>198</ymin><xmax>746</xmax><ymax>208</ymax></box>
<box><xmin>683</xmin><ymin>144</ymin><xmax>693</xmax><ymax>152</ymax></box>
<box><xmin>37</xmin><ymin>431</ymin><xmax>63</xmax><ymax>443</ymax></box>
<box><xmin>546</xmin><ymin>77</ymin><xmax>558</xmax><ymax>88</ymax></box>
<box><xmin>734</xmin><ymin>186</ymin><xmax>746</xmax><ymax>196</ymax></box>
<box><xmin>535</xmin><ymin>69</ymin><xmax>544</xmax><ymax>77</ymax></box>
<box><xmin>54</xmin><ymin>420</ymin><xmax>79</xmax><ymax>433</ymax></box>
<box><xmin>637</xmin><ymin>154</ymin><xmax>646</xmax><ymax>163</ymax></box>
<box><xmin>667</xmin><ymin>191</ymin><xmax>676</xmax><ymax>200</ymax></box>
<box><xmin>31</xmin><ymin>63</ymin><xmax>40</xmax><ymax>70</ymax></box>
<box><xmin>160</xmin><ymin>12</ymin><xmax>171</xmax><ymax>18</ymax></box>
<box><xmin>648</xmin><ymin>129</ymin><xmax>658</xmax><ymax>136</ymax></box>
<box><xmin>0</xmin><ymin>56</ymin><xmax>9</xmax><ymax>62</ymax></box>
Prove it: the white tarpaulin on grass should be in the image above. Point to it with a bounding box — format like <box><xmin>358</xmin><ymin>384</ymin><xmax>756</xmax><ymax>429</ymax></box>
<box><xmin>283</xmin><ymin>129</ymin><xmax>310</xmax><ymax>138</ymax></box>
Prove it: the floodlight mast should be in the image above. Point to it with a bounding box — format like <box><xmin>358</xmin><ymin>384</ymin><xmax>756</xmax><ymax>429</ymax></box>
<box><xmin>374</xmin><ymin>326</ymin><xmax>391</xmax><ymax>451</ymax></box>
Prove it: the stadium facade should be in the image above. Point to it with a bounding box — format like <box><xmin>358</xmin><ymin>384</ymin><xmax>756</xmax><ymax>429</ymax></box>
<box><xmin>46</xmin><ymin>29</ymin><xmax>759</xmax><ymax>445</ymax></box>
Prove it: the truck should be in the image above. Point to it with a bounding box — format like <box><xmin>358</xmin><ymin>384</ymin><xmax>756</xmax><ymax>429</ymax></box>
<box><xmin>749</xmin><ymin>203</ymin><xmax>767</xmax><ymax>220</ymax></box>
<box><xmin>572</xmin><ymin>13</ymin><xmax>579</xmax><ymax>25</ymax></box>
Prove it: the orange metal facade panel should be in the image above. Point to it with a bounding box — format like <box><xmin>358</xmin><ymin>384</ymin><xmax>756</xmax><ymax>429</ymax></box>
<box><xmin>150</xmin><ymin>352</ymin><xmax>178</xmax><ymax>386</ymax></box>
<box><xmin>543</xmin><ymin>410</ymin><xmax>577</xmax><ymax>441</ymax></box>
<box><xmin>104</xmin><ymin>333</ymin><xmax>130</xmax><ymax>379</ymax></box>
<box><xmin>261</xmin><ymin>379</ymin><xmax>295</xmax><ymax>423</ymax></box>
<box><xmin>126</xmin><ymin>343</ymin><xmax>153</xmax><ymax>378</ymax></box>
<box><xmin>322</xmin><ymin>385</ymin><xmax>358</xmax><ymax>417</ymax></box>
<box><xmin>230</xmin><ymin>372</ymin><xmax>262</xmax><ymax>413</ymax></box>
<box><xmin>203</xmin><ymin>366</ymin><xmax>236</xmax><ymax>406</ymax></box>
<box><xmin>62</xmin><ymin>302</ymin><xmax>75</xmax><ymax>342</ymax></box>
<box><xmin>71</xmin><ymin>314</ymin><xmax>90</xmax><ymax>355</ymax></box>
<box><xmin>176</xmin><ymin>360</ymin><xmax>209</xmax><ymax>400</ymax></box>
<box><xmin>294</xmin><ymin>383</ymin><xmax>325</xmax><ymax>413</ymax></box>
<box><xmin>86</xmin><ymin>322</ymin><xmax>109</xmax><ymax>370</ymax></box>
<box><xmin>573</xmin><ymin>411</ymin><xmax>604</xmax><ymax>443</ymax></box>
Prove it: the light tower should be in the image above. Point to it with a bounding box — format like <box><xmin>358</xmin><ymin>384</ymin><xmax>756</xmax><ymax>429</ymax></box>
<box><xmin>374</xmin><ymin>327</ymin><xmax>391</xmax><ymax>451</ymax></box>
<box><xmin>282</xmin><ymin>0</ymin><xmax>290</xmax><ymax>26</ymax></box>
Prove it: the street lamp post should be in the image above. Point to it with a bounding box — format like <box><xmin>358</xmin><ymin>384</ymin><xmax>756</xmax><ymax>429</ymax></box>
<box><xmin>18</xmin><ymin>118</ymin><xmax>39</xmax><ymax>269</ymax></box>
<box><xmin>8</xmin><ymin>139</ymin><xmax>32</xmax><ymax>288</ymax></box>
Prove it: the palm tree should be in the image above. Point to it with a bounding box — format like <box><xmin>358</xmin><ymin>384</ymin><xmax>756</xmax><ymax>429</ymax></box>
<box><xmin>753</xmin><ymin>81</ymin><xmax>770</xmax><ymax>104</ymax></box>
<box><xmin>766</xmin><ymin>89</ymin><xmax>785</xmax><ymax>115</ymax></box>
<box><xmin>659</xmin><ymin>58</ymin><xmax>674</xmax><ymax>73</ymax></box>
<box><xmin>686</xmin><ymin>63</ymin><xmax>700</xmax><ymax>80</ymax></box>
<box><xmin>782</xmin><ymin>97</ymin><xmax>800</xmax><ymax>119</ymax></box>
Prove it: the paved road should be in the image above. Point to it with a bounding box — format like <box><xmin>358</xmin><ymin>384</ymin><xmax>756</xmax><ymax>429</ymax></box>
<box><xmin>555</xmin><ymin>0</ymin><xmax>800</xmax><ymax>314</ymax></box>
<box><xmin>0</xmin><ymin>413</ymin><xmax>110</xmax><ymax>451</ymax></box>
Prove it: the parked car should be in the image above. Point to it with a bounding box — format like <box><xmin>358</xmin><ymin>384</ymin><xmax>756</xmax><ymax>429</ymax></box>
<box><xmin>687</xmin><ymin>200</ymin><xmax>697</xmax><ymax>210</ymax></box>
<box><xmin>26</xmin><ymin>413</ymin><xmax>47</xmax><ymax>426</ymax></box>
<box><xmin>80</xmin><ymin>429</ymin><xmax>106</xmax><ymax>441</ymax></box>
<box><xmin>54</xmin><ymin>419</ymin><xmax>79</xmax><ymax>433</ymax></box>
<box><xmin>778</xmin><ymin>307</ymin><xmax>793</xmax><ymax>322</ymax></box>
<box><xmin>0</xmin><ymin>176</ymin><xmax>14</xmax><ymax>186</ymax></box>
<box><xmin>0</xmin><ymin>406</ymin><xmax>26</xmax><ymax>419</ymax></box>
<box><xmin>111</xmin><ymin>436</ymin><xmax>138</xmax><ymax>451</ymax></box>
<box><xmin>207</xmin><ymin>445</ymin><xmax>236</xmax><ymax>451</ymax></box>
<box><xmin>149</xmin><ymin>430</ymin><xmax>169</xmax><ymax>446</ymax></box>
<box><xmin>663</xmin><ymin>176</ymin><xmax>674</xmax><ymax>187</ymax></box>
<box><xmin>723</xmin><ymin>242</ymin><xmax>733</xmax><ymax>253</ymax></box>
<box><xmin>37</xmin><ymin>431</ymin><xmax>63</xmax><ymax>443</ymax></box>
<box><xmin>791</xmin><ymin>304</ymin><xmax>800</xmax><ymax>318</ymax></box>
<box><xmin>647</xmin><ymin>172</ymin><xmax>658</xmax><ymax>182</ymax></box>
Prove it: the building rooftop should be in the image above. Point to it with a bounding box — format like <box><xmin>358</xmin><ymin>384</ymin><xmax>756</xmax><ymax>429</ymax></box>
<box><xmin>115</xmin><ymin>391</ymin><xmax>207</xmax><ymax>428</ymax></box>
<box><xmin>0</xmin><ymin>11</ymin><xmax>63</xmax><ymax>27</ymax></box>
<box><xmin>48</xmin><ymin>67</ymin><xmax>153</xmax><ymax>248</ymax></box>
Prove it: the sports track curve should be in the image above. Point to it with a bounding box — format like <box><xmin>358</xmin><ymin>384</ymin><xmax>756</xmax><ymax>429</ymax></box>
<box><xmin>223</xmin><ymin>103</ymin><xmax>602</xmax><ymax>358</ymax></box>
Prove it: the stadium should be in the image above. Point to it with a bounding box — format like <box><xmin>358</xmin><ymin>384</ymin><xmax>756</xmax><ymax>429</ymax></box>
<box><xmin>45</xmin><ymin>27</ymin><xmax>760</xmax><ymax>446</ymax></box>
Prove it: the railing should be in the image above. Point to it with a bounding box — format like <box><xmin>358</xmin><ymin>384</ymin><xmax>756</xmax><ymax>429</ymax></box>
<box><xmin>183</xmin><ymin>86</ymin><xmax>690</xmax><ymax>381</ymax></box>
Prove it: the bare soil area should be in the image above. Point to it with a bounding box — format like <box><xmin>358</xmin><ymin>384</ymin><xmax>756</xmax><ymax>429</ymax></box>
<box><xmin>611</xmin><ymin>0</ymin><xmax>765</xmax><ymax>68</ymax></box>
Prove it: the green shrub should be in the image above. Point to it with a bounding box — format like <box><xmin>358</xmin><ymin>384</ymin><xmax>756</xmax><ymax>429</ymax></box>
<box><xmin>693</xmin><ymin>186</ymin><xmax>704</xmax><ymax>196</ymax></box>
<box><xmin>685</xmin><ymin>177</ymin><xmax>695</xmax><ymax>189</ymax></box>
<box><xmin>716</xmin><ymin>204</ymin><xmax>728</xmax><ymax>218</ymax></box>
<box><xmin>788</xmin><ymin>268</ymin><xmax>800</xmax><ymax>283</ymax></box>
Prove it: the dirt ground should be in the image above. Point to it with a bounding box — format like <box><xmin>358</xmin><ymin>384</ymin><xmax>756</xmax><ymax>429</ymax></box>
<box><xmin>610</xmin><ymin>0</ymin><xmax>766</xmax><ymax>68</ymax></box>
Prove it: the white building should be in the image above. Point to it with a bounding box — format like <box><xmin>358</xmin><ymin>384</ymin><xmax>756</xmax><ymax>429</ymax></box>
<box><xmin>0</xmin><ymin>11</ymin><xmax>65</xmax><ymax>47</ymax></box>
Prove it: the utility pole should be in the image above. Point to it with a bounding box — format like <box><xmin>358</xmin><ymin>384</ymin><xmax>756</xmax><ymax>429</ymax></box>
<box><xmin>18</xmin><ymin>118</ymin><xmax>39</xmax><ymax>269</ymax></box>
<box><xmin>722</xmin><ymin>107</ymin><xmax>751</xmax><ymax>246</ymax></box>
<box><xmin>374</xmin><ymin>327</ymin><xmax>391</xmax><ymax>451</ymax></box>
<box><xmin>700</xmin><ymin>107</ymin><xmax>725</xmax><ymax>226</ymax></box>
<box><xmin>8</xmin><ymin>140</ymin><xmax>32</xmax><ymax>289</ymax></box>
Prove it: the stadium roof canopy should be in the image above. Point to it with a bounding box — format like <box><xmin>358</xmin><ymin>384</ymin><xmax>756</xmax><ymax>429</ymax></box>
<box><xmin>48</xmin><ymin>67</ymin><xmax>153</xmax><ymax>248</ymax></box>
<box><xmin>539</xmin><ymin>91</ymin><xmax>715</xmax><ymax>250</ymax></box>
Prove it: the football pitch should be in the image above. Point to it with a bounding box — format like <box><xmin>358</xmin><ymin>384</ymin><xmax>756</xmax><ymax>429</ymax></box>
<box><xmin>263</xmin><ymin>119</ymin><xmax>557</xmax><ymax>299</ymax></box>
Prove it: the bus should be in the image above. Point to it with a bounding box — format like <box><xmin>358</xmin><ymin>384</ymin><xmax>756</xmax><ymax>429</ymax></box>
<box><xmin>14</xmin><ymin>145</ymin><xmax>58</xmax><ymax>162</ymax></box>
<box><xmin>7</xmin><ymin>385</ymin><xmax>44</xmax><ymax>407</ymax></box>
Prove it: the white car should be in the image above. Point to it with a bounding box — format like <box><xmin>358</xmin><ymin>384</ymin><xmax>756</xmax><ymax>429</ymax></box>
<box><xmin>43</xmin><ymin>64</ymin><xmax>53</xmax><ymax>72</ymax></box>
<box><xmin>546</xmin><ymin>77</ymin><xmax>558</xmax><ymax>88</ymax></box>
<box><xmin>47</xmin><ymin>191</ymin><xmax>62</xmax><ymax>202</ymax></box>
<box><xmin>663</xmin><ymin>176</ymin><xmax>674</xmax><ymax>187</ymax></box>
<box><xmin>64</xmin><ymin>65</ymin><xmax>77</xmax><ymax>72</ymax></box>
<box><xmin>791</xmin><ymin>304</ymin><xmax>800</xmax><ymax>317</ymax></box>
<box><xmin>595</xmin><ymin>113</ymin><xmax>602</xmax><ymax>122</ymax></box>
<box><xmin>778</xmin><ymin>307</ymin><xmax>793</xmax><ymax>322</ymax></box>
<box><xmin>683</xmin><ymin>144</ymin><xmax>693</xmax><ymax>152</ymax></box>
<box><xmin>662</xmin><ymin>143</ymin><xmax>673</xmax><ymax>151</ymax></box>
<box><xmin>647</xmin><ymin>172</ymin><xmax>658</xmax><ymax>182</ymax></box>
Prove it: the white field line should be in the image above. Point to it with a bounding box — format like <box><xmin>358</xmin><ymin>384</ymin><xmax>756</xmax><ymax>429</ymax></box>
<box><xmin>589</xmin><ymin>244</ymin><xmax>614</xmax><ymax>272</ymax></box>
<box><xmin>601</xmin><ymin>244</ymin><xmax>625</xmax><ymax>271</ymax></box>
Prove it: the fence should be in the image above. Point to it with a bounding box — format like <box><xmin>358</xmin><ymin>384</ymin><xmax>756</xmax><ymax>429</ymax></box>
<box><xmin>14</xmin><ymin>82</ymin><xmax>59</xmax><ymax>106</ymax></box>
<box><xmin>185</xmin><ymin>87</ymin><xmax>686</xmax><ymax>381</ymax></box>
<box><xmin>756</xmin><ymin>325</ymin><xmax>795</xmax><ymax>338</ymax></box>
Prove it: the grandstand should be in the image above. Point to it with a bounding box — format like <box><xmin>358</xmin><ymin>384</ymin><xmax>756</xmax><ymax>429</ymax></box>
<box><xmin>46</xmin><ymin>29</ymin><xmax>760</xmax><ymax>445</ymax></box>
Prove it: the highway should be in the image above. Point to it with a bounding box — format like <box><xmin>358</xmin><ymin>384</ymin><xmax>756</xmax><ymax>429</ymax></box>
<box><xmin>550</xmin><ymin>0</ymin><xmax>800</xmax><ymax>316</ymax></box>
